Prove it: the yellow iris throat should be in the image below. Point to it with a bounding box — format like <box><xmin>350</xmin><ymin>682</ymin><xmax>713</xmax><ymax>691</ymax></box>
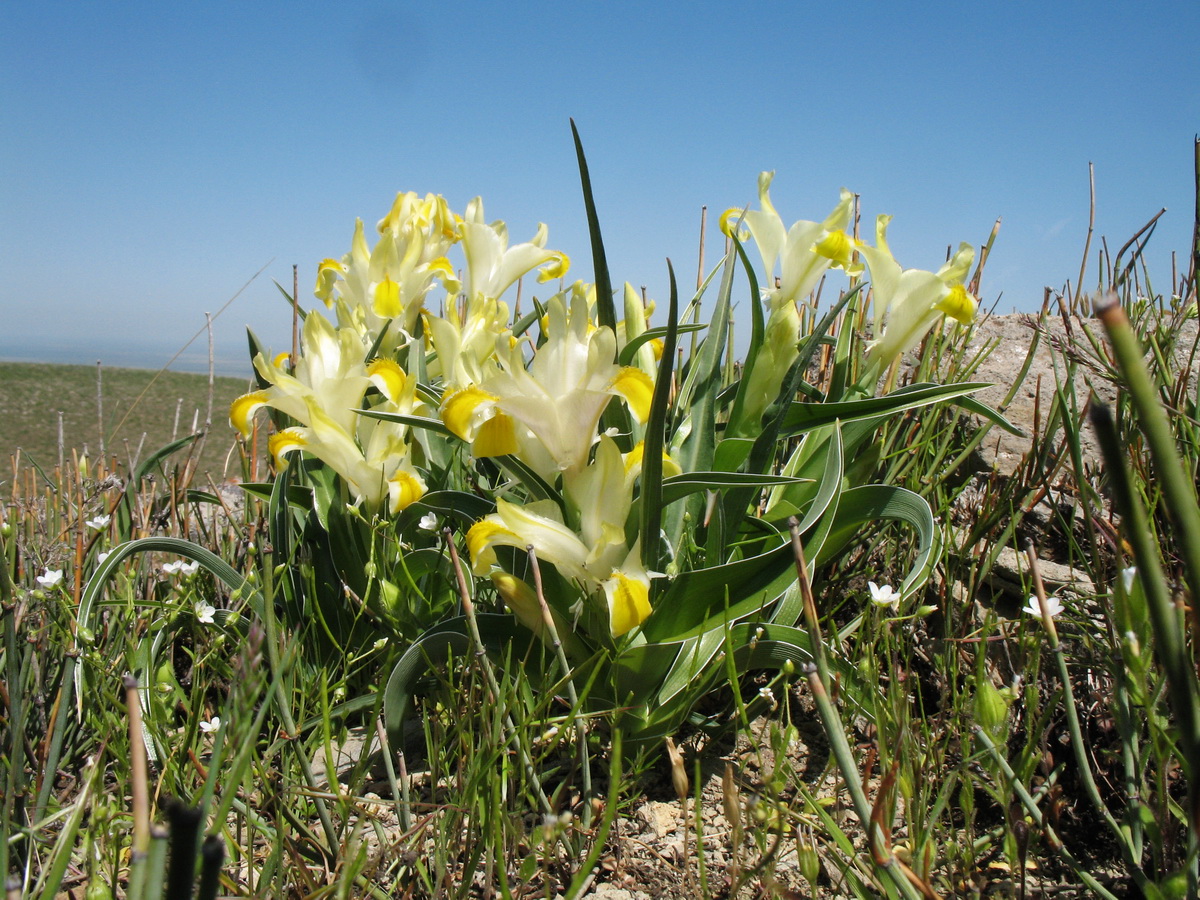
<box><xmin>230</xmin><ymin>391</ymin><xmax>267</xmax><ymax>439</ymax></box>
<box><xmin>814</xmin><ymin>229</ymin><xmax>854</xmax><ymax>269</ymax></box>
<box><xmin>537</xmin><ymin>251</ymin><xmax>571</xmax><ymax>283</ymax></box>
<box><xmin>466</xmin><ymin>520</ymin><xmax>518</xmax><ymax>573</ymax></box>
<box><xmin>719</xmin><ymin>207</ymin><xmax>748</xmax><ymax>240</ymax></box>
<box><xmin>367</xmin><ymin>358</ymin><xmax>407</xmax><ymax>403</ymax></box>
<box><xmin>936</xmin><ymin>283</ymin><xmax>978</xmax><ymax>325</ymax></box>
<box><xmin>373</xmin><ymin>275</ymin><xmax>401</xmax><ymax>318</ymax></box>
<box><xmin>610</xmin><ymin>368</ymin><xmax>653</xmax><ymax>423</ymax></box>
<box><xmin>268</xmin><ymin>430</ymin><xmax>307</xmax><ymax>468</ymax></box>
<box><xmin>387</xmin><ymin>470</ymin><xmax>426</xmax><ymax>513</ymax></box>
<box><xmin>606</xmin><ymin>573</ymin><xmax>651</xmax><ymax>637</ymax></box>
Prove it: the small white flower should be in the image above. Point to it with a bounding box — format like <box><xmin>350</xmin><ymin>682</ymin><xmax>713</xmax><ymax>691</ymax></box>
<box><xmin>868</xmin><ymin>581</ymin><xmax>898</xmax><ymax>606</ymax></box>
<box><xmin>199</xmin><ymin>716</ymin><xmax>221</xmax><ymax>734</ymax></box>
<box><xmin>97</xmin><ymin>551</ymin><xmax>112</xmax><ymax>565</ymax></box>
<box><xmin>163</xmin><ymin>560</ymin><xmax>200</xmax><ymax>577</ymax></box>
<box><xmin>418</xmin><ymin>512</ymin><xmax>438</xmax><ymax>532</ymax></box>
<box><xmin>1022</xmin><ymin>594</ymin><xmax>1064</xmax><ymax>619</ymax></box>
<box><xmin>85</xmin><ymin>514</ymin><xmax>111</xmax><ymax>531</ymax></box>
<box><xmin>758</xmin><ymin>686</ymin><xmax>776</xmax><ymax>706</ymax></box>
<box><xmin>37</xmin><ymin>569</ymin><xmax>64</xmax><ymax>588</ymax></box>
<box><xmin>195</xmin><ymin>602</ymin><xmax>216</xmax><ymax>625</ymax></box>
<box><xmin>1121</xmin><ymin>566</ymin><xmax>1138</xmax><ymax>593</ymax></box>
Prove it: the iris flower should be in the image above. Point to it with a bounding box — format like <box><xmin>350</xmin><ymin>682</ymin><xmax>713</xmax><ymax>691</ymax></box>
<box><xmin>723</xmin><ymin>173</ymin><xmax>859</xmax><ymax>311</ymax></box>
<box><xmin>467</xmin><ymin>437</ymin><xmax>653</xmax><ymax>637</ymax></box>
<box><xmin>722</xmin><ymin>175</ymin><xmax>858</xmax><ymax>433</ymax></box>
<box><xmin>441</xmin><ymin>294</ymin><xmax>652</xmax><ymax>479</ymax></box>
<box><xmin>231</xmin><ymin>313</ymin><xmax>429</xmax><ymax>513</ymax></box>
<box><xmin>458</xmin><ymin>196</ymin><xmax>569</xmax><ymax>304</ymax></box>
<box><xmin>315</xmin><ymin>191</ymin><xmax>461</xmax><ymax>352</ymax></box>
<box><xmin>858</xmin><ymin>215</ymin><xmax>977</xmax><ymax>371</ymax></box>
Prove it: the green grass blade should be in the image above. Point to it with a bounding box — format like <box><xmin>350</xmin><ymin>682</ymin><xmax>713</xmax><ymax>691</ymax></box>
<box><xmin>640</xmin><ymin>262</ymin><xmax>679</xmax><ymax>572</ymax></box>
<box><xmin>570</xmin><ymin>119</ymin><xmax>616</xmax><ymax>333</ymax></box>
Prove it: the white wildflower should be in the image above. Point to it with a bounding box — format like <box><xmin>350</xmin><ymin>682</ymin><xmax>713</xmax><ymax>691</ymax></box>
<box><xmin>1022</xmin><ymin>594</ymin><xmax>1064</xmax><ymax>619</ymax></box>
<box><xmin>1121</xmin><ymin>566</ymin><xmax>1138</xmax><ymax>593</ymax></box>
<box><xmin>418</xmin><ymin>512</ymin><xmax>438</xmax><ymax>532</ymax></box>
<box><xmin>37</xmin><ymin>569</ymin><xmax>64</xmax><ymax>588</ymax></box>
<box><xmin>195</xmin><ymin>602</ymin><xmax>216</xmax><ymax>625</ymax></box>
<box><xmin>85</xmin><ymin>514</ymin><xmax>111</xmax><ymax>531</ymax></box>
<box><xmin>199</xmin><ymin>716</ymin><xmax>221</xmax><ymax>734</ymax></box>
<box><xmin>868</xmin><ymin>581</ymin><xmax>898</xmax><ymax>607</ymax></box>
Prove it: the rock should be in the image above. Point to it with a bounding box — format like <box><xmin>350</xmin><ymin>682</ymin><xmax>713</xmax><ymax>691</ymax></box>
<box><xmin>586</xmin><ymin>887</ymin><xmax>637</xmax><ymax>900</ymax></box>
<box><xmin>636</xmin><ymin>801</ymin><xmax>680</xmax><ymax>839</ymax></box>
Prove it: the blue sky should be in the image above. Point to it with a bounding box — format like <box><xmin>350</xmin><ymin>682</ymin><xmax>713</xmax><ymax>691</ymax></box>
<box><xmin>3</xmin><ymin>1</ymin><xmax>1198</xmax><ymax>375</ymax></box>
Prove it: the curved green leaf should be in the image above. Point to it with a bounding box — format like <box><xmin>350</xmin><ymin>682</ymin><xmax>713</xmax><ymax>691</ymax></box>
<box><xmin>640</xmin><ymin>540</ymin><xmax>794</xmax><ymax>643</ymax></box>
<box><xmin>355</xmin><ymin>410</ymin><xmax>452</xmax><ymax>436</ymax></box>
<box><xmin>660</xmin><ymin>471</ymin><xmax>809</xmax><ymax>507</ymax></box>
<box><xmin>570</xmin><ymin>119</ymin><xmax>615</xmax><ymax>333</ymax></box>
<box><xmin>383</xmin><ymin>613</ymin><xmax>524</xmax><ymax>745</ymax></box>
<box><xmin>617</xmin><ymin>323</ymin><xmax>705</xmax><ymax>367</ymax></box>
<box><xmin>816</xmin><ymin>484</ymin><xmax>940</xmax><ymax>602</ymax></box>
<box><xmin>780</xmin><ymin>382</ymin><xmax>991</xmax><ymax>436</ymax></box>
<box><xmin>75</xmin><ymin>537</ymin><xmax>265</xmax><ymax>723</ymax></box>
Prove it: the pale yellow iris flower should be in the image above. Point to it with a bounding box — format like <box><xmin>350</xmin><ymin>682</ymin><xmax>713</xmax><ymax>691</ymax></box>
<box><xmin>723</xmin><ymin>175</ymin><xmax>859</xmax><ymax>434</ymax></box>
<box><xmin>440</xmin><ymin>293</ymin><xmax>653</xmax><ymax>480</ymax></box>
<box><xmin>857</xmin><ymin>214</ymin><xmax>977</xmax><ymax>371</ymax></box>
<box><xmin>230</xmin><ymin>312</ymin><xmax>428</xmax><ymax>513</ymax></box>
<box><xmin>467</xmin><ymin>438</ymin><xmax>653</xmax><ymax>637</ymax></box>
<box><xmin>315</xmin><ymin>191</ymin><xmax>461</xmax><ymax>355</ymax></box>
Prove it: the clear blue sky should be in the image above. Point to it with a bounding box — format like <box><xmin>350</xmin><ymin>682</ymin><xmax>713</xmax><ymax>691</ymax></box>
<box><xmin>3</xmin><ymin>1</ymin><xmax>1198</xmax><ymax>375</ymax></box>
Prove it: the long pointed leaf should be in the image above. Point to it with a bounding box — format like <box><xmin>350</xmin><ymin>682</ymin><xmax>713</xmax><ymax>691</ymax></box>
<box><xmin>640</xmin><ymin>262</ymin><xmax>678</xmax><ymax>571</ymax></box>
<box><xmin>570</xmin><ymin>119</ymin><xmax>615</xmax><ymax>333</ymax></box>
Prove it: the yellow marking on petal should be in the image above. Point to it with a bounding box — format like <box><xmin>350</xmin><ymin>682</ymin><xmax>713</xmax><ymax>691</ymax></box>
<box><xmin>720</xmin><ymin>208</ymin><xmax>749</xmax><ymax>240</ymax></box>
<box><xmin>536</xmin><ymin>251</ymin><xmax>570</xmax><ymax>283</ymax></box>
<box><xmin>936</xmin><ymin>284</ymin><xmax>978</xmax><ymax>325</ymax></box>
<box><xmin>314</xmin><ymin>259</ymin><xmax>344</xmax><ymax>305</ymax></box>
<box><xmin>367</xmin><ymin>358</ymin><xmax>407</xmax><ymax>403</ymax></box>
<box><xmin>661</xmin><ymin>451</ymin><xmax>682</xmax><ymax>479</ymax></box>
<box><xmin>814</xmin><ymin>229</ymin><xmax>854</xmax><ymax>269</ymax></box>
<box><xmin>373</xmin><ymin>275</ymin><xmax>401</xmax><ymax>318</ymax></box>
<box><xmin>428</xmin><ymin>256</ymin><xmax>460</xmax><ymax>292</ymax></box>
<box><xmin>473</xmin><ymin>411</ymin><xmax>519</xmax><ymax>457</ymax></box>
<box><xmin>268</xmin><ymin>429</ymin><xmax>307</xmax><ymax>469</ymax></box>
<box><xmin>388</xmin><ymin>470</ymin><xmax>426</xmax><ymax>513</ymax></box>
<box><xmin>230</xmin><ymin>391</ymin><xmax>267</xmax><ymax>439</ymax></box>
<box><xmin>466</xmin><ymin>519</ymin><xmax>517</xmax><ymax>571</ymax></box>
<box><xmin>624</xmin><ymin>441</ymin><xmax>682</xmax><ymax>478</ymax></box>
<box><xmin>441</xmin><ymin>386</ymin><xmax>499</xmax><ymax>441</ymax></box>
<box><xmin>650</xmin><ymin>337</ymin><xmax>664</xmax><ymax>361</ymax></box>
<box><xmin>608</xmin><ymin>573</ymin><xmax>651</xmax><ymax>637</ymax></box>
<box><xmin>624</xmin><ymin>442</ymin><xmax>645</xmax><ymax>475</ymax></box>
<box><xmin>611</xmin><ymin>367</ymin><xmax>654</xmax><ymax>423</ymax></box>
<box><xmin>271</xmin><ymin>351</ymin><xmax>291</xmax><ymax>369</ymax></box>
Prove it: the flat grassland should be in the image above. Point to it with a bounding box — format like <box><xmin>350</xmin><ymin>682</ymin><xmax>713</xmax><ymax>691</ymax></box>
<box><xmin>0</xmin><ymin>361</ymin><xmax>255</xmax><ymax>479</ymax></box>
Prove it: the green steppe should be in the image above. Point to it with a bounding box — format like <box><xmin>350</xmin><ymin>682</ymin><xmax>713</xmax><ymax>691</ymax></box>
<box><xmin>0</xmin><ymin>361</ymin><xmax>254</xmax><ymax>478</ymax></box>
